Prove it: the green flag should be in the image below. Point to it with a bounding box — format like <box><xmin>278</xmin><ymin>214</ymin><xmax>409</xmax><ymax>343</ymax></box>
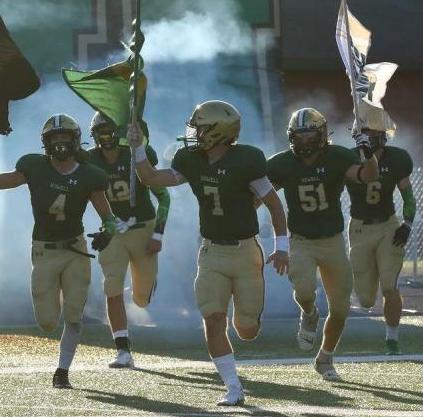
<box><xmin>62</xmin><ymin>59</ymin><xmax>148</xmax><ymax>139</ymax></box>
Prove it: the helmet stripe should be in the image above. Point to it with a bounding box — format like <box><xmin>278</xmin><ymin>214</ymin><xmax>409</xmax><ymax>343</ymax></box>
<box><xmin>298</xmin><ymin>109</ymin><xmax>305</xmax><ymax>128</ymax></box>
<box><xmin>54</xmin><ymin>115</ymin><xmax>60</xmax><ymax>128</ymax></box>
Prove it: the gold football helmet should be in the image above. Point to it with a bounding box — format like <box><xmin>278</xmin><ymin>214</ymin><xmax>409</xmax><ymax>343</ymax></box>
<box><xmin>183</xmin><ymin>100</ymin><xmax>241</xmax><ymax>150</ymax></box>
<box><xmin>287</xmin><ymin>108</ymin><xmax>328</xmax><ymax>157</ymax></box>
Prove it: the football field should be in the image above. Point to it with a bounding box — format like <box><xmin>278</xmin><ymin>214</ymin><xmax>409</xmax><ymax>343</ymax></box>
<box><xmin>0</xmin><ymin>316</ymin><xmax>422</xmax><ymax>417</ymax></box>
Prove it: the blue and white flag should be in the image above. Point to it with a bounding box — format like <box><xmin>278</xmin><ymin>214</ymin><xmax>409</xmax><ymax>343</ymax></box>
<box><xmin>336</xmin><ymin>0</ymin><xmax>396</xmax><ymax>135</ymax></box>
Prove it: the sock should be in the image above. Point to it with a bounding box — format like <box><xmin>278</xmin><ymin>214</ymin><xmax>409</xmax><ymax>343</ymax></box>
<box><xmin>386</xmin><ymin>325</ymin><xmax>399</xmax><ymax>341</ymax></box>
<box><xmin>212</xmin><ymin>353</ymin><xmax>242</xmax><ymax>389</ymax></box>
<box><xmin>113</xmin><ymin>329</ymin><xmax>130</xmax><ymax>352</ymax></box>
<box><xmin>317</xmin><ymin>348</ymin><xmax>334</xmax><ymax>363</ymax></box>
<box><xmin>58</xmin><ymin>322</ymin><xmax>82</xmax><ymax>370</ymax></box>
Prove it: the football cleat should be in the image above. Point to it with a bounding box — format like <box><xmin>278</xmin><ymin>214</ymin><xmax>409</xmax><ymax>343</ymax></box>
<box><xmin>313</xmin><ymin>356</ymin><xmax>341</xmax><ymax>382</ymax></box>
<box><xmin>52</xmin><ymin>368</ymin><xmax>72</xmax><ymax>389</ymax></box>
<box><xmin>217</xmin><ymin>385</ymin><xmax>245</xmax><ymax>406</ymax></box>
<box><xmin>297</xmin><ymin>307</ymin><xmax>320</xmax><ymax>351</ymax></box>
<box><xmin>385</xmin><ymin>339</ymin><xmax>402</xmax><ymax>356</ymax></box>
<box><xmin>108</xmin><ymin>349</ymin><xmax>134</xmax><ymax>369</ymax></box>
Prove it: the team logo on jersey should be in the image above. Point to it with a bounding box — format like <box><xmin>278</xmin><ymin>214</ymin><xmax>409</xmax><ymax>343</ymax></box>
<box><xmin>117</xmin><ymin>165</ymin><xmax>125</xmax><ymax>172</ymax></box>
<box><xmin>217</xmin><ymin>169</ymin><xmax>226</xmax><ymax>175</ymax></box>
<box><xmin>380</xmin><ymin>167</ymin><xmax>389</xmax><ymax>173</ymax></box>
<box><xmin>316</xmin><ymin>167</ymin><xmax>325</xmax><ymax>174</ymax></box>
<box><xmin>69</xmin><ymin>179</ymin><xmax>78</xmax><ymax>185</ymax></box>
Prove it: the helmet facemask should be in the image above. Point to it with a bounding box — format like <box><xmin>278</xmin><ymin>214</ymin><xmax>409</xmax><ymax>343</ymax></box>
<box><xmin>43</xmin><ymin>133</ymin><xmax>79</xmax><ymax>161</ymax></box>
<box><xmin>289</xmin><ymin>130</ymin><xmax>326</xmax><ymax>157</ymax></box>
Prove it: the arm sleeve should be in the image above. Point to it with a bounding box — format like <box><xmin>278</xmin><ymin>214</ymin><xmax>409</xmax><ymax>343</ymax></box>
<box><xmin>249</xmin><ymin>176</ymin><xmax>273</xmax><ymax>198</ymax></box>
<box><xmin>400</xmin><ymin>185</ymin><xmax>416</xmax><ymax>224</ymax></box>
<box><xmin>150</xmin><ymin>186</ymin><xmax>171</xmax><ymax>234</ymax></box>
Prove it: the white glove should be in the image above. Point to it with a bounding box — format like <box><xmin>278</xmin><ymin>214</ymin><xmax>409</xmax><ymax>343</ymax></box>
<box><xmin>127</xmin><ymin>123</ymin><xmax>143</xmax><ymax>149</ymax></box>
<box><xmin>116</xmin><ymin>217</ymin><xmax>130</xmax><ymax>234</ymax></box>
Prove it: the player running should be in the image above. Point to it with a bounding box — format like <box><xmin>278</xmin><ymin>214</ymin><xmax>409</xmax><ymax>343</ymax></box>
<box><xmin>126</xmin><ymin>100</ymin><xmax>289</xmax><ymax>406</ymax></box>
<box><xmin>88</xmin><ymin>112</ymin><xmax>170</xmax><ymax>368</ymax></box>
<box><xmin>346</xmin><ymin>115</ymin><xmax>415</xmax><ymax>355</ymax></box>
<box><xmin>0</xmin><ymin>114</ymin><xmax>115</xmax><ymax>388</ymax></box>
<box><xmin>267</xmin><ymin>107</ymin><xmax>379</xmax><ymax>381</ymax></box>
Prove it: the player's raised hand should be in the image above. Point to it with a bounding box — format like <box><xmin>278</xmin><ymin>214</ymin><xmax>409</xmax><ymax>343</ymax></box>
<box><xmin>266</xmin><ymin>250</ymin><xmax>289</xmax><ymax>275</ymax></box>
<box><xmin>353</xmin><ymin>132</ymin><xmax>373</xmax><ymax>159</ymax></box>
<box><xmin>127</xmin><ymin>122</ymin><xmax>142</xmax><ymax>148</ymax></box>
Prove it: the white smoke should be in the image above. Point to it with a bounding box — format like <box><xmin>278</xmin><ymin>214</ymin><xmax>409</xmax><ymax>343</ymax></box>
<box><xmin>142</xmin><ymin>8</ymin><xmax>252</xmax><ymax>63</ymax></box>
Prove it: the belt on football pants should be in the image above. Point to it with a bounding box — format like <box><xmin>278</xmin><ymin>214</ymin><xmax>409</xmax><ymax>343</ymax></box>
<box><xmin>210</xmin><ymin>239</ymin><xmax>240</xmax><ymax>246</ymax></box>
<box><xmin>360</xmin><ymin>215</ymin><xmax>391</xmax><ymax>225</ymax></box>
<box><xmin>129</xmin><ymin>222</ymin><xmax>146</xmax><ymax>230</ymax></box>
<box><xmin>43</xmin><ymin>238</ymin><xmax>95</xmax><ymax>258</ymax></box>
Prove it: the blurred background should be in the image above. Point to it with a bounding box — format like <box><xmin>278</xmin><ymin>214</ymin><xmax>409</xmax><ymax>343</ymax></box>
<box><xmin>0</xmin><ymin>0</ymin><xmax>422</xmax><ymax>327</ymax></box>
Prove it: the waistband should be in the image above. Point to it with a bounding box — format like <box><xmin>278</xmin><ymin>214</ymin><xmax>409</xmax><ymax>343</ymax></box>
<box><xmin>129</xmin><ymin>222</ymin><xmax>146</xmax><ymax>230</ymax></box>
<box><xmin>351</xmin><ymin>214</ymin><xmax>395</xmax><ymax>225</ymax></box>
<box><xmin>291</xmin><ymin>232</ymin><xmax>339</xmax><ymax>241</ymax></box>
<box><xmin>33</xmin><ymin>235</ymin><xmax>94</xmax><ymax>258</ymax></box>
<box><xmin>202</xmin><ymin>237</ymin><xmax>256</xmax><ymax>247</ymax></box>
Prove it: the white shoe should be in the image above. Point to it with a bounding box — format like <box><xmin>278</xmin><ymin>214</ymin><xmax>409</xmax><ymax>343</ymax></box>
<box><xmin>314</xmin><ymin>358</ymin><xmax>341</xmax><ymax>381</ymax></box>
<box><xmin>108</xmin><ymin>350</ymin><xmax>134</xmax><ymax>369</ymax></box>
<box><xmin>217</xmin><ymin>385</ymin><xmax>245</xmax><ymax>406</ymax></box>
<box><xmin>297</xmin><ymin>307</ymin><xmax>320</xmax><ymax>351</ymax></box>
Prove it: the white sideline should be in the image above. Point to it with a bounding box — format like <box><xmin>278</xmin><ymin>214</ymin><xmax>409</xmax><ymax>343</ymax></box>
<box><xmin>0</xmin><ymin>404</ymin><xmax>421</xmax><ymax>417</ymax></box>
<box><xmin>0</xmin><ymin>354</ymin><xmax>422</xmax><ymax>375</ymax></box>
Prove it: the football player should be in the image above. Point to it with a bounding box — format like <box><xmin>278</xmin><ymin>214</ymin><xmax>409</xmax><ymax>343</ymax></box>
<box><xmin>88</xmin><ymin>112</ymin><xmax>170</xmax><ymax>368</ymax></box>
<box><xmin>126</xmin><ymin>100</ymin><xmax>289</xmax><ymax>406</ymax></box>
<box><xmin>267</xmin><ymin>108</ymin><xmax>379</xmax><ymax>381</ymax></box>
<box><xmin>346</xmin><ymin>116</ymin><xmax>415</xmax><ymax>355</ymax></box>
<box><xmin>0</xmin><ymin>114</ymin><xmax>115</xmax><ymax>388</ymax></box>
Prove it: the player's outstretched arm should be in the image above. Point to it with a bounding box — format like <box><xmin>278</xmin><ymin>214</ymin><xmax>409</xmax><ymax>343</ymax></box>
<box><xmin>0</xmin><ymin>170</ymin><xmax>26</xmax><ymax>189</ymax></box>
<box><xmin>127</xmin><ymin>123</ymin><xmax>187</xmax><ymax>188</ymax></box>
<box><xmin>88</xmin><ymin>190</ymin><xmax>116</xmax><ymax>251</ymax></box>
<box><xmin>258</xmin><ymin>186</ymin><xmax>289</xmax><ymax>276</ymax></box>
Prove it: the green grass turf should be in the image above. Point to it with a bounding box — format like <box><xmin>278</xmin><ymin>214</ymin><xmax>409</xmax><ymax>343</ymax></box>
<box><xmin>0</xmin><ymin>316</ymin><xmax>422</xmax><ymax>416</ymax></box>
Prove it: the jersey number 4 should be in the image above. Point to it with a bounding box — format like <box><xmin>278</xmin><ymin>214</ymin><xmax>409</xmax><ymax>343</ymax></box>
<box><xmin>298</xmin><ymin>183</ymin><xmax>328</xmax><ymax>212</ymax></box>
<box><xmin>204</xmin><ymin>186</ymin><xmax>224</xmax><ymax>216</ymax></box>
<box><xmin>49</xmin><ymin>194</ymin><xmax>66</xmax><ymax>221</ymax></box>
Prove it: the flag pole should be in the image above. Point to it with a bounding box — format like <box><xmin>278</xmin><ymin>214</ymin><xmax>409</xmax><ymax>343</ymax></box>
<box><xmin>342</xmin><ymin>0</ymin><xmax>365</xmax><ymax>161</ymax></box>
<box><xmin>129</xmin><ymin>0</ymin><xmax>142</xmax><ymax>208</ymax></box>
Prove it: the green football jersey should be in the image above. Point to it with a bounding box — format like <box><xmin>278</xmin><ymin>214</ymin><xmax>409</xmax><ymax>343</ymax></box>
<box><xmin>16</xmin><ymin>154</ymin><xmax>108</xmax><ymax>241</ymax></box>
<box><xmin>88</xmin><ymin>146</ymin><xmax>158</xmax><ymax>223</ymax></box>
<box><xmin>347</xmin><ymin>146</ymin><xmax>413</xmax><ymax>220</ymax></box>
<box><xmin>267</xmin><ymin>145</ymin><xmax>359</xmax><ymax>239</ymax></box>
<box><xmin>171</xmin><ymin>144</ymin><xmax>266</xmax><ymax>240</ymax></box>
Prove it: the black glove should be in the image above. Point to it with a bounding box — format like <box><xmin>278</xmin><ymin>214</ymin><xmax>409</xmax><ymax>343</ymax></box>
<box><xmin>87</xmin><ymin>231</ymin><xmax>112</xmax><ymax>251</ymax></box>
<box><xmin>392</xmin><ymin>223</ymin><xmax>411</xmax><ymax>247</ymax></box>
<box><xmin>354</xmin><ymin>133</ymin><xmax>373</xmax><ymax>159</ymax></box>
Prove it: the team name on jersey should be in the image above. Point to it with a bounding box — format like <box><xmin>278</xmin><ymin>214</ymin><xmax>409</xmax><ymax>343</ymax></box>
<box><xmin>200</xmin><ymin>175</ymin><xmax>219</xmax><ymax>184</ymax></box>
<box><xmin>50</xmin><ymin>182</ymin><xmax>70</xmax><ymax>193</ymax></box>
<box><xmin>109</xmin><ymin>173</ymin><xmax>123</xmax><ymax>180</ymax></box>
<box><xmin>301</xmin><ymin>176</ymin><xmax>321</xmax><ymax>183</ymax></box>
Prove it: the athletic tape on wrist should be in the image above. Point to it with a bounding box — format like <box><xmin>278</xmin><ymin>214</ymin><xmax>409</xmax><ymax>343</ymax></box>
<box><xmin>135</xmin><ymin>146</ymin><xmax>147</xmax><ymax>163</ymax></box>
